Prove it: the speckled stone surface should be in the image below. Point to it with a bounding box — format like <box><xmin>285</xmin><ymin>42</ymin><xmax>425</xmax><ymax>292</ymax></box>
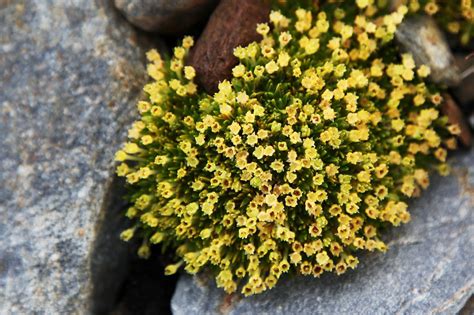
<box><xmin>172</xmin><ymin>150</ymin><xmax>474</xmax><ymax>315</ymax></box>
<box><xmin>0</xmin><ymin>0</ymin><xmax>151</xmax><ymax>313</ymax></box>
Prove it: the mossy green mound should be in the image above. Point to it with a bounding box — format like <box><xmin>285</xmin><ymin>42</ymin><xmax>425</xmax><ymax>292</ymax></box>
<box><xmin>115</xmin><ymin>1</ymin><xmax>459</xmax><ymax>296</ymax></box>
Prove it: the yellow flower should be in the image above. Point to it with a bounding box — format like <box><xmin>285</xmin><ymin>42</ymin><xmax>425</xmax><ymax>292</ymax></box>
<box><xmin>278</xmin><ymin>52</ymin><xmax>291</xmax><ymax>67</ymax></box>
<box><xmin>220</xmin><ymin>104</ymin><xmax>233</xmax><ymax>117</ymax></box>
<box><xmin>120</xmin><ymin>228</ymin><xmax>134</xmax><ymax>241</ymax></box>
<box><xmin>417</xmin><ymin>65</ymin><xmax>431</xmax><ymax>77</ymax></box>
<box><xmin>335</xmin><ymin>261</ymin><xmax>347</xmax><ymax>275</ymax></box>
<box><xmin>146</xmin><ymin>49</ymin><xmax>162</xmax><ymax>63</ymax></box>
<box><xmin>137</xmin><ymin>243</ymin><xmax>150</xmax><ymax>259</ymax></box>
<box><xmin>251</xmin><ymin>66</ymin><xmax>263</xmax><ymax>78</ymax></box>
<box><xmin>150</xmin><ymin>232</ymin><xmax>165</xmax><ymax>244</ymax></box>
<box><xmin>279</xmin><ymin>31</ymin><xmax>292</xmax><ymax>46</ymax></box>
<box><xmin>316</xmin><ymin>251</ymin><xmax>330</xmax><ymax>265</ymax></box>
<box><xmin>165</xmin><ymin>261</ymin><xmax>183</xmax><ymax>275</ymax></box>
<box><xmin>327</xmin><ymin>37</ymin><xmax>341</xmax><ymax>50</ymax></box>
<box><xmin>323</xmin><ymin>107</ymin><xmax>336</xmax><ymax>121</ymax></box>
<box><xmin>174</xmin><ymin>47</ymin><xmax>185</xmax><ymax>59</ymax></box>
<box><xmin>232</xmin><ymin>64</ymin><xmax>246</xmax><ymax>78</ymax></box>
<box><xmin>448</xmin><ymin>124</ymin><xmax>461</xmax><ymax>135</ymax></box>
<box><xmin>228</xmin><ymin>122</ymin><xmax>241</xmax><ymax>135</ymax></box>
<box><xmin>265</xmin><ymin>60</ymin><xmax>279</xmax><ymax>74</ymax></box>
<box><xmin>391</xmin><ymin>119</ymin><xmax>405</xmax><ymax>132</ymax></box>
<box><xmin>253</xmin><ymin>146</ymin><xmax>265</xmax><ymax>160</ymax></box>
<box><xmin>115</xmin><ymin>150</ymin><xmax>128</xmax><ymax>162</ymax></box>
<box><xmin>309</xmin><ymin>224</ymin><xmax>322</xmax><ymax>237</ymax></box>
<box><xmin>424</xmin><ymin>2</ymin><xmax>439</xmax><ymax>15</ymax></box>
<box><xmin>141</xmin><ymin>135</ymin><xmax>153</xmax><ymax>145</ymax></box>
<box><xmin>305</xmin><ymin>38</ymin><xmax>320</xmax><ymax>54</ymax></box>
<box><xmin>356</xmin><ymin>0</ymin><xmax>369</xmax><ymax>9</ymax></box>
<box><xmin>236</xmin><ymin>91</ymin><xmax>249</xmax><ymax>104</ymax></box>
<box><xmin>256</xmin><ymin>23</ymin><xmax>270</xmax><ymax>36</ymax></box>
<box><xmin>182</xmin><ymin>36</ymin><xmax>194</xmax><ymax>49</ymax></box>
<box><xmin>357</xmin><ymin>171</ymin><xmax>371</xmax><ymax>183</ymax></box>
<box><xmin>434</xmin><ymin>148</ymin><xmax>447</xmax><ymax>162</ymax></box>
<box><xmin>340</xmin><ymin>25</ymin><xmax>353</xmax><ymax>40</ymax></box>
<box><xmin>184</xmin><ymin>66</ymin><xmax>196</xmax><ymax>80</ymax></box>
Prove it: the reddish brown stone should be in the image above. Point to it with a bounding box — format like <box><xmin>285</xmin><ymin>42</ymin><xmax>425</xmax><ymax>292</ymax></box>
<box><xmin>187</xmin><ymin>0</ymin><xmax>271</xmax><ymax>93</ymax></box>
<box><xmin>441</xmin><ymin>94</ymin><xmax>472</xmax><ymax>147</ymax></box>
<box><xmin>452</xmin><ymin>54</ymin><xmax>474</xmax><ymax>111</ymax></box>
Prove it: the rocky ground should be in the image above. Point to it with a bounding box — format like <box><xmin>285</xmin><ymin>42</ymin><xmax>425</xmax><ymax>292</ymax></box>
<box><xmin>0</xmin><ymin>0</ymin><xmax>473</xmax><ymax>314</ymax></box>
<box><xmin>172</xmin><ymin>149</ymin><xmax>474</xmax><ymax>314</ymax></box>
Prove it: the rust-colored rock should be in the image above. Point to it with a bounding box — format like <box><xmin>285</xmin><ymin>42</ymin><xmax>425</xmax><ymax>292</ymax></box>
<box><xmin>452</xmin><ymin>54</ymin><xmax>474</xmax><ymax>112</ymax></box>
<box><xmin>441</xmin><ymin>94</ymin><xmax>472</xmax><ymax>147</ymax></box>
<box><xmin>188</xmin><ymin>0</ymin><xmax>271</xmax><ymax>93</ymax></box>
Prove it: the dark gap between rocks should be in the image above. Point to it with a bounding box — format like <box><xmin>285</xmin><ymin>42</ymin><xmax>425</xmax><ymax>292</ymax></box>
<box><xmin>109</xmin><ymin>248</ymin><xmax>179</xmax><ymax>315</ymax></box>
<box><xmin>90</xmin><ymin>175</ymin><xmax>179</xmax><ymax>315</ymax></box>
<box><xmin>90</xmin><ymin>2</ymin><xmax>212</xmax><ymax>314</ymax></box>
<box><xmin>90</xmin><ymin>176</ymin><xmax>131</xmax><ymax>314</ymax></box>
<box><xmin>460</xmin><ymin>295</ymin><xmax>474</xmax><ymax>315</ymax></box>
<box><xmin>89</xmin><ymin>2</ymin><xmax>178</xmax><ymax>314</ymax></box>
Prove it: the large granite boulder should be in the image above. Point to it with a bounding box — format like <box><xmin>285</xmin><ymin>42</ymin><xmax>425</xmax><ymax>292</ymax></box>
<box><xmin>0</xmin><ymin>0</ymin><xmax>158</xmax><ymax>313</ymax></box>
<box><xmin>172</xmin><ymin>150</ymin><xmax>474</xmax><ymax>314</ymax></box>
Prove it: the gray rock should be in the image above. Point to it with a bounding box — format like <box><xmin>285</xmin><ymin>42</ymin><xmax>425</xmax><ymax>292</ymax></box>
<box><xmin>171</xmin><ymin>150</ymin><xmax>474</xmax><ymax>315</ymax></box>
<box><xmin>396</xmin><ymin>16</ymin><xmax>461</xmax><ymax>86</ymax></box>
<box><xmin>114</xmin><ymin>0</ymin><xmax>219</xmax><ymax>34</ymax></box>
<box><xmin>0</xmin><ymin>0</ymin><xmax>159</xmax><ymax>313</ymax></box>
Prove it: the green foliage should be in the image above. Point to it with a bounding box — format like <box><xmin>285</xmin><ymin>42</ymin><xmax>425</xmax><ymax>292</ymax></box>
<box><xmin>115</xmin><ymin>0</ymin><xmax>459</xmax><ymax>296</ymax></box>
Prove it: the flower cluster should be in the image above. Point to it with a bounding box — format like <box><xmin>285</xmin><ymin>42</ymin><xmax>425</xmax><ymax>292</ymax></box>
<box><xmin>391</xmin><ymin>0</ymin><xmax>474</xmax><ymax>45</ymax></box>
<box><xmin>115</xmin><ymin>1</ymin><xmax>459</xmax><ymax>296</ymax></box>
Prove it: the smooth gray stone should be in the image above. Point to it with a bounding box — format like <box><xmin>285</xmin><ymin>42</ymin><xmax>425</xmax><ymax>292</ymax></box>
<box><xmin>0</xmin><ymin>0</ymin><xmax>153</xmax><ymax>313</ymax></box>
<box><xmin>171</xmin><ymin>150</ymin><xmax>474</xmax><ymax>315</ymax></box>
<box><xmin>396</xmin><ymin>15</ymin><xmax>461</xmax><ymax>87</ymax></box>
<box><xmin>114</xmin><ymin>0</ymin><xmax>219</xmax><ymax>34</ymax></box>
